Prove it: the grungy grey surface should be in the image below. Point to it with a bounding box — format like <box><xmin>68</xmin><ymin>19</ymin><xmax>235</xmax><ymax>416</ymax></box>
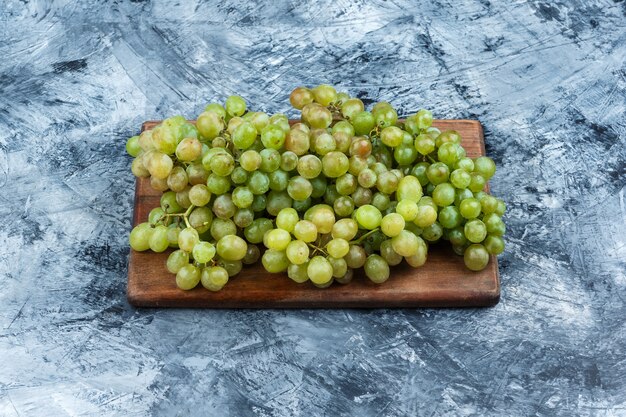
<box><xmin>0</xmin><ymin>0</ymin><xmax>625</xmax><ymax>416</ymax></box>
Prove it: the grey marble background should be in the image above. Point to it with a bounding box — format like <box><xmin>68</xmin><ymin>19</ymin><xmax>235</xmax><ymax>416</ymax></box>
<box><xmin>1</xmin><ymin>0</ymin><xmax>625</xmax><ymax>416</ymax></box>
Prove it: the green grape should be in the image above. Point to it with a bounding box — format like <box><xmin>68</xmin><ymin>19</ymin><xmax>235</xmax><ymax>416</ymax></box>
<box><xmin>474</xmin><ymin>156</ymin><xmax>496</xmax><ymax>180</ymax></box>
<box><xmin>481</xmin><ymin>195</ymin><xmax>498</xmax><ymax>214</ymax></box>
<box><xmin>328</xmin><ymin>256</ymin><xmax>348</xmax><ymax>278</ymax></box>
<box><xmin>293</xmin><ymin>220</ymin><xmax>318</xmax><ymax>242</ymax></box>
<box><xmin>189</xmin><ymin>207</ymin><xmax>213</xmax><ymax>233</ymax></box>
<box><xmin>269</xmin><ymin>113</ymin><xmax>290</xmax><ymax>132</ymax></box>
<box><xmin>332</xmin><ymin>120</ymin><xmax>355</xmax><ymax>137</ymax></box>
<box><xmin>312</xmin><ymin>84</ymin><xmax>337</xmax><ymax>106</ymax></box>
<box><xmin>286</xmin><ymin>240</ymin><xmax>309</xmax><ymax>265</ymax></box>
<box><xmin>327</xmin><ymin>238</ymin><xmax>350</xmax><ymax>258</ymax></box>
<box><xmin>438</xmin><ymin>206</ymin><xmax>462</xmax><ymax>229</ymax></box>
<box><xmin>426</xmin><ymin>162</ymin><xmax>450</xmax><ymax>185</ymax></box>
<box><xmin>290</xmin><ymin>87</ymin><xmax>314</xmax><ymax>109</ymax></box>
<box><xmin>129</xmin><ymin>222</ymin><xmax>153</xmax><ymax>251</ymax></box>
<box><xmin>218</xmin><ymin>258</ymin><xmax>243</xmax><ymax>277</ymax></box>
<box><xmin>432</xmin><ymin>183</ymin><xmax>455</xmax><ymax>207</ymax></box>
<box><xmin>160</xmin><ymin>191</ymin><xmax>182</xmax><ymax>214</ymax></box>
<box><xmin>166</xmin><ymin>166</ymin><xmax>188</xmax><ymax>192</ymax></box>
<box><xmin>233</xmin><ymin>208</ymin><xmax>254</xmax><ymax>228</ymax></box>
<box><xmin>348</xmin><ymin>155</ymin><xmax>368</xmax><ymax>176</ymax></box>
<box><xmin>391</xmin><ymin>230</ymin><xmax>419</xmax><ymax>257</ymax></box>
<box><xmin>297</xmin><ymin>155</ymin><xmax>323</xmax><ymax>179</ymax></box>
<box><xmin>405</xmin><ymin>236</ymin><xmax>428</xmax><ymax>267</ymax></box>
<box><xmin>250</xmin><ymin>112</ymin><xmax>269</xmax><ymax>132</ymax></box>
<box><xmin>352</xmin><ymin>111</ymin><xmax>376</xmax><ymax>136</ymax></box>
<box><xmin>331</xmin><ymin>218</ymin><xmax>358</xmax><ymax>240</ymax></box>
<box><xmin>247</xmin><ymin>171</ymin><xmax>270</xmax><ymax>195</ymax></box>
<box><xmin>422</xmin><ymin>222</ymin><xmax>443</xmax><ymax>242</ymax></box>
<box><xmin>276</xmin><ymin>208</ymin><xmax>299</xmax><ymax>232</ymax></box>
<box><xmin>288</xmin><ymin>263</ymin><xmax>310</xmax><ymax>283</ymax></box>
<box><xmin>495</xmin><ymin>199</ymin><xmax>506</xmax><ymax>216</ymax></box>
<box><xmin>341</xmin><ymin>98</ymin><xmax>364</xmax><ymax>120</ymax></box>
<box><xmin>396</xmin><ymin>175</ymin><xmax>423</xmax><ymax>202</ymax></box>
<box><xmin>304</xmin><ymin>204</ymin><xmax>335</xmax><ymax>234</ymax></box>
<box><xmin>373</xmin><ymin>105</ymin><xmax>397</xmax><ymax>128</ymax></box>
<box><xmin>484</xmin><ymin>235</ymin><xmax>504</xmax><ymax>255</ymax></box>
<box><xmin>411</xmin><ymin>162</ymin><xmax>430</xmax><ymax>186</ymax></box>
<box><xmin>231</xmin><ymin>166</ymin><xmax>249</xmax><ymax>185</ymax></box>
<box><xmin>307</xmin><ymin>256</ymin><xmax>333</xmax><ymax>285</ymax></box>
<box><xmin>152</xmin><ymin>126</ymin><xmax>177</xmax><ymax>154</ymax></box>
<box><xmin>232</xmin><ymin>186</ymin><xmax>254</xmax><ymax>208</ymax></box>
<box><xmin>456</xmin><ymin>157</ymin><xmax>474</xmax><ymax>172</ymax></box>
<box><xmin>287</xmin><ymin>176</ymin><xmax>313</xmax><ymax>201</ymax></box>
<box><xmin>242</xmin><ymin>244</ymin><xmax>261</xmax><ymax>264</ymax></box>
<box><xmin>266</xmin><ymin>190</ymin><xmax>293</xmax><ymax>216</ymax></box>
<box><xmin>210</xmin><ymin>218</ymin><xmax>237</xmax><ymax>241</ymax></box>
<box><xmin>380</xmin><ymin>240</ymin><xmax>403</xmax><ymax>266</ymax></box>
<box><xmin>313</xmin><ymin>132</ymin><xmax>336</xmax><ymax>155</ymax></box>
<box><xmin>447</xmin><ymin>226</ymin><xmax>468</xmax><ymax>246</ymax></box>
<box><xmin>166</xmin><ymin>250</ymin><xmax>189</xmax><ymax>274</ymax></box>
<box><xmin>333</xmin><ymin>132</ymin><xmax>351</xmax><ymax>154</ymax></box>
<box><xmin>261</xmin><ymin>124</ymin><xmax>286</xmax><ymax>149</ymax></box>
<box><xmin>483</xmin><ymin>213</ymin><xmax>506</xmax><ymax>236</ymax></box>
<box><xmin>175</xmin><ymin>138</ymin><xmax>202</xmax><ymax>162</ymax></box>
<box><xmin>364</xmin><ymin>254</ymin><xmax>390</xmax><ymax>284</ymax></box>
<box><xmin>176</xmin><ymin>264</ymin><xmax>201</xmax><ymax>290</ymax></box>
<box><xmin>196</xmin><ymin>111</ymin><xmax>224</xmax><ymax>140</ymax></box>
<box><xmin>285</xmin><ymin>129</ymin><xmax>310</xmax><ymax>155</ymax></box>
<box><xmin>349</xmin><ymin>137</ymin><xmax>373</xmax><ymax>158</ymax></box>
<box><xmin>454</xmin><ymin>188</ymin><xmax>474</xmax><ymax>206</ymax></box>
<box><xmin>225</xmin><ymin>95</ymin><xmax>246</xmax><ymax>117</ymax></box>
<box><xmin>244</xmin><ymin>218</ymin><xmax>273</xmax><ymax>244</ymax></box>
<box><xmin>351</xmin><ymin>186</ymin><xmax>372</xmax><ymax>207</ymax></box>
<box><xmin>380</xmin><ymin>126</ymin><xmax>404</xmax><ymax>147</ymax></box>
<box><xmin>437</xmin><ymin>142</ymin><xmax>461</xmax><ymax>167</ymax></box>
<box><xmin>265</xmin><ymin>229</ymin><xmax>291</xmax><ymax>250</ymax></box>
<box><xmin>201</xmin><ymin>266</ymin><xmax>229</xmax><ymax>291</ymax></box>
<box><xmin>302</xmin><ymin>103</ymin><xmax>332</xmax><ymax>129</ymax></box>
<box><xmin>376</xmin><ymin>171</ymin><xmax>399</xmax><ymax>194</ymax></box>
<box><xmin>381</xmin><ymin>213</ymin><xmax>405</xmax><ymax>237</ymax></box>
<box><xmin>450</xmin><ymin>169</ymin><xmax>471</xmax><ymax>189</ymax></box>
<box><xmin>310</xmin><ymin>176</ymin><xmax>328</xmax><ymax>198</ymax></box>
<box><xmin>262</xmin><ymin>249</ymin><xmax>290</xmax><ymax>273</ymax></box>
<box><xmin>436</xmin><ymin>130</ymin><xmax>461</xmax><ymax>147</ymax></box>
<box><xmin>216</xmin><ymin>235</ymin><xmax>247</xmax><ymax>261</ymax></box>
<box><xmin>210</xmin><ymin>153</ymin><xmax>235</xmax><ymax>177</ymax></box>
<box><xmin>251</xmin><ymin>194</ymin><xmax>267</xmax><ymax>212</ymax></box>
<box><xmin>189</xmin><ymin>184</ymin><xmax>211</xmax><ymax>207</ymax></box>
<box><xmin>459</xmin><ymin>198</ymin><xmax>482</xmax><ymax>219</ymax></box>
<box><xmin>212</xmin><ymin>194</ymin><xmax>236</xmax><ymax>219</ymax></box>
<box><xmin>205</xmin><ymin>103</ymin><xmax>227</xmax><ymax>119</ymax></box>
<box><xmin>396</xmin><ymin>200</ymin><xmax>418</xmax><ymax>222</ymax></box>
<box><xmin>126</xmin><ymin>135</ymin><xmax>141</xmax><ymax>157</ymax></box>
<box><xmin>322</xmin><ymin>152</ymin><xmax>350</xmax><ymax>178</ymax></box>
<box><xmin>187</xmin><ymin>163</ymin><xmax>209</xmax><ymax>185</ymax></box>
<box><xmin>464</xmin><ymin>219</ymin><xmax>487</xmax><ymax>243</ymax></box>
<box><xmin>175</xmin><ymin>187</ymin><xmax>192</xmax><ymax>209</ymax></box>
<box><xmin>147</xmin><ymin>152</ymin><xmax>173</xmax><ymax>179</ymax></box>
<box><xmin>415</xmin><ymin>109</ymin><xmax>433</xmax><ymax>128</ymax></box>
<box><xmin>414</xmin><ymin>133</ymin><xmax>436</xmax><ymax>156</ymax></box>
<box><xmin>345</xmin><ymin>245</ymin><xmax>367</xmax><ymax>268</ymax></box>
<box><xmin>334</xmin><ymin>196</ymin><xmax>355</xmax><ymax>217</ymax></box>
<box><xmin>131</xmin><ymin>157</ymin><xmax>150</xmax><ymax>178</ymax></box>
<box><xmin>355</xmin><ymin>205</ymin><xmax>382</xmax><ymax>230</ymax></box>
<box><xmin>232</xmin><ymin>122</ymin><xmax>258</xmax><ymax>149</ymax></box>
<box><xmin>280</xmin><ymin>151</ymin><xmax>298</xmax><ymax>172</ymax></box>
<box><xmin>358</xmin><ymin>168</ymin><xmax>377</xmax><ymax>188</ymax></box>
<box><xmin>336</xmin><ymin>173</ymin><xmax>358</xmax><ymax>196</ymax></box>
<box><xmin>240</xmin><ymin>150</ymin><xmax>262</xmax><ymax>172</ymax></box>
<box><xmin>468</xmin><ymin>172</ymin><xmax>486</xmax><ymax>192</ymax></box>
<box><xmin>372</xmin><ymin>192</ymin><xmax>391</xmax><ymax>212</ymax></box>
<box><xmin>394</xmin><ymin>145</ymin><xmax>418</xmax><ymax>165</ymax></box>
<box><xmin>474</xmin><ymin>191</ymin><xmax>487</xmax><ymax>201</ymax></box>
<box><xmin>260</xmin><ymin>148</ymin><xmax>281</xmax><ymax>172</ymax></box>
<box><xmin>192</xmin><ymin>241</ymin><xmax>216</xmax><ymax>263</ymax></box>
<box><xmin>148</xmin><ymin>207</ymin><xmax>165</xmax><ymax>226</ymax></box>
<box><xmin>207</xmin><ymin>173</ymin><xmax>231</xmax><ymax>195</ymax></box>
<box><xmin>464</xmin><ymin>244</ymin><xmax>490</xmax><ymax>271</ymax></box>
<box><xmin>148</xmin><ymin>225</ymin><xmax>169</xmax><ymax>252</ymax></box>
<box><xmin>167</xmin><ymin>225</ymin><xmax>181</xmax><ymax>248</ymax></box>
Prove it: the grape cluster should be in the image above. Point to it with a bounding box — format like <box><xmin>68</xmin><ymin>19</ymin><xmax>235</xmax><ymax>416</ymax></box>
<box><xmin>126</xmin><ymin>85</ymin><xmax>506</xmax><ymax>291</ymax></box>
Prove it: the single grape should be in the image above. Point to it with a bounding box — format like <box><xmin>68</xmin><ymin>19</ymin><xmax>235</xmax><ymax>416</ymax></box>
<box><xmin>261</xmin><ymin>124</ymin><xmax>286</xmax><ymax>149</ymax></box>
<box><xmin>438</xmin><ymin>206</ymin><xmax>462</xmax><ymax>229</ymax></box>
<box><xmin>176</xmin><ymin>264</ymin><xmax>201</xmax><ymax>290</ymax></box>
<box><xmin>422</xmin><ymin>222</ymin><xmax>443</xmax><ymax>242</ymax></box>
<box><xmin>218</xmin><ymin>258</ymin><xmax>243</xmax><ymax>277</ymax></box>
<box><xmin>216</xmin><ymin>235</ymin><xmax>247</xmax><ymax>261</ymax></box>
<box><xmin>232</xmin><ymin>122</ymin><xmax>258</xmax><ymax>149</ymax></box>
<box><xmin>464</xmin><ymin>244</ymin><xmax>490</xmax><ymax>271</ymax></box>
<box><xmin>474</xmin><ymin>156</ymin><xmax>496</xmax><ymax>180</ymax></box>
<box><xmin>201</xmin><ymin>266</ymin><xmax>229</xmax><ymax>291</ymax></box>
<box><xmin>297</xmin><ymin>154</ymin><xmax>323</xmax><ymax>179</ymax></box>
<box><xmin>266</xmin><ymin>190</ymin><xmax>293</xmax><ymax>216</ymax></box>
<box><xmin>166</xmin><ymin>250</ymin><xmax>189</xmax><ymax>274</ymax></box>
<box><xmin>307</xmin><ymin>256</ymin><xmax>334</xmax><ymax>285</ymax></box>
<box><xmin>355</xmin><ymin>205</ymin><xmax>382</xmax><ymax>230</ymax></box>
<box><xmin>396</xmin><ymin>175</ymin><xmax>423</xmax><ymax>203</ymax></box>
<box><xmin>242</xmin><ymin>244</ymin><xmax>261</xmax><ymax>264</ymax></box>
<box><xmin>426</xmin><ymin>163</ymin><xmax>450</xmax><ymax>185</ymax></box>
<box><xmin>126</xmin><ymin>135</ymin><xmax>141</xmax><ymax>157</ymax></box>
<box><xmin>364</xmin><ymin>254</ymin><xmax>390</xmax><ymax>284</ymax></box>
<box><xmin>450</xmin><ymin>169</ymin><xmax>471</xmax><ymax>189</ymax></box>
<box><xmin>262</xmin><ymin>249</ymin><xmax>290</xmax><ymax>273</ymax></box>
<box><xmin>265</xmin><ymin>229</ymin><xmax>291</xmax><ymax>251</ymax></box>
<box><xmin>304</xmin><ymin>204</ymin><xmax>336</xmax><ymax>234</ymax></box>
<box><xmin>288</xmin><ymin>263</ymin><xmax>310</xmax><ymax>283</ymax></box>
<box><xmin>381</xmin><ymin>213</ymin><xmax>405</xmax><ymax>237</ymax></box>
<box><xmin>286</xmin><ymin>240</ymin><xmax>310</xmax><ymax>265</ymax></box>
<box><xmin>495</xmin><ymin>199</ymin><xmax>506</xmax><ymax>216</ymax></box>
<box><xmin>380</xmin><ymin>126</ymin><xmax>403</xmax><ymax>147</ymax></box>
<box><xmin>322</xmin><ymin>152</ymin><xmax>350</xmax><ymax>178</ymax></box>
<box><xmin>352</xmin><ymin>111</ymin><xmax>376</xmax><ymax>136</ymax></box>
<box><xmin>280</xmin><ymin>151</ymin><xmax>298</xmax><ymax>172</ymax></box>
<box><xmin>178</xmin><ymin>227</ymin><xmax>199</xmax><ymax>252</ymax></box>
<box><xmin>192</xmin><ymin>241</ymin><xmax>216</xmax><ymax>263</ymax></box>
<box><xmin>210</xmin><ymin>218</ymin><xmax>237</xmax><ymax>241</ymax></box>
<box><xmin>341</xmin><ymin>98</ymin><xmax>364</xmax><ymax>120</ymax></box>
<box><xmin>334</xmin><ymin>196</ymin><xmax>355</xmax><ymax>217</ymax></box>
<box><xmin>483</xmin><ymin>213</ymin><xmax>506</xmax><ymax>236</ymax></box>
<box><xmin>345</xmin><ymin>244</ymin><xmax>367</xmax><ymax>268</ymax></box>
<box><xmin>225</xmin><ymin>95</ymin><xmax>246</xmax><ymax>117</ymax></box>
<box><xmin>290</xmin><ymin>87</ymin><xmax>314</xmax><ymax>109</ymax></box>
<box><xmin>259</xmin><ymin>148</ymin><xmax>281</xmax><ymax>173</ymax></box>
<box><xmin>287</xmin><ymin>176</ymin><xmax>313</xmax><ymax>201</ymax></box>
<box><xmin>312</xmin><ymin>84</ymin><xmax>337</xmax><ymax>106</ymax></box>
<box><xmin>396</xmin><ymin>200</ymin><xmax>418</xmax><ymax>222</ymax></box>
<box><xmin>196</xmin><ymin>111</ymin><xmax>224</xmax><ymax>140</ymax></box>
<box><xmin>149</xmin><ymin>224</ymin><xmax>169</xmax><ymax>253</ymax></box>
<box><xmin>327</xmin><ymin>238</ymin><xmax>350</xmax><ymax>258</ymax></box>
<box><xmin>129</xmin><ymin>222</ymin><xmax>153</xmax><ymax>251</ymax></box>
<box><xmin>391</xmin><ymin>230</ymin><xmax>419</xmax><ymax>257</ymax></box>
<box><xmin>293</xmin><ymin>220</ymin><xmax>318</xmax><ymax>242</ymax></box>
<box><xmin>240</xmin><ymin>150</ymin><xmax>262</xmax><ymax>171</ymax></box>
<box><xmin>464</xmin><ymin>219</ymin><xmax>487</xmax><ymax>243</ymax></box>
<box><xmin>432</xmin><ymin>183</ymin><xmax>456</xmax><ymax>207</ymax></box>
<box><xmin>380</xmin><ymin>239</ymin><xmax>403</xmax><ymax>266</ymax></box>
<box><xmin>468</xmin><ymin>172</ymin><xmax>486</xmax><ymax>192</ymax></box>
<box><xmin>332</xmin><ymin>218</ymin><xmax>359</xmax><ymax>240</ymax></box>
<box><xmin>460</xmin><ymin>198</ymin><xmax>482</xmax><ymax>219</ymax></box>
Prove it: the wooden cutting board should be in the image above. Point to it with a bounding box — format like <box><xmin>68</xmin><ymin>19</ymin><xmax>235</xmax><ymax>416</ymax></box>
<box><xmin>127</xmin><ymin>120</ymin><xmax>500</xmax><ymax>308</ymax></box>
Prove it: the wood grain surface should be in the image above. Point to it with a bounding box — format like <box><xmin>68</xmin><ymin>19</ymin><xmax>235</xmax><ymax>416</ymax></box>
<box><xmin>127</xmin><ymin>120</ymin><xmax>499</xmax><ymax>308</ymax></box>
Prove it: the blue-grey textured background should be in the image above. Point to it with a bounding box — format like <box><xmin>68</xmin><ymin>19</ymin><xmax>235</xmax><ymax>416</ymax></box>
<box><xmin>1</xmin><ymin>0</ymin><xmax>625</xmax><ymax>416</ymax></box>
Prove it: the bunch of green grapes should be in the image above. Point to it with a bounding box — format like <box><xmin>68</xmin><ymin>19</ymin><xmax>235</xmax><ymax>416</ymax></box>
<box><xmin>126</xmin><ymin>85</ymin><xmax>506</xmax><ymax>291</ymax></box>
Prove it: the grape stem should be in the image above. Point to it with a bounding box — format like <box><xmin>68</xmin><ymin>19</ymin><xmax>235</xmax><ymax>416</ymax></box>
<box><xmin>350</xmin><ymin>228</ymin><xmax>380</xmax><ymax>245</ymax></box>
